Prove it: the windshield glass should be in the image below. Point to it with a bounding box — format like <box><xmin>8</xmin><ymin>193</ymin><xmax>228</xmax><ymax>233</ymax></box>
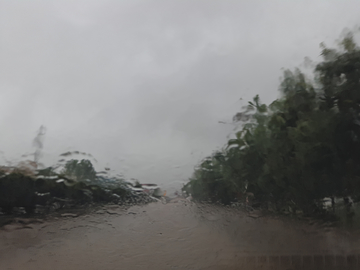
<box><xmin>1</xmin><ymin>1</ymin><xmax>360</xmax><ymax>269</ymax></box>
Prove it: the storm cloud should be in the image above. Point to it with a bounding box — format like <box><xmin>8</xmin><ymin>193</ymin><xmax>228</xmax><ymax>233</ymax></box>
<box><xmin>0</xmin><ymin>0</ymin><xmax>359</xmax><ymax>190</ymax></box>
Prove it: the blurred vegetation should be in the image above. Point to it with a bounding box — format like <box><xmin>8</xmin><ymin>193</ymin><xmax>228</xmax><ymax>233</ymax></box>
<box><xmin>61</xmin><ymin>159</ymin><xmax>97</xmax><ymax>183</ymax></box>
<box><xmin>183</xmin><ymin>34</ymin><xmax>360</xmax><ymax>216</ymax></box>
<box><xmin>0</xmin><ymin>159</ymin><xmax>133</xmax><ymax>214</ymax></box>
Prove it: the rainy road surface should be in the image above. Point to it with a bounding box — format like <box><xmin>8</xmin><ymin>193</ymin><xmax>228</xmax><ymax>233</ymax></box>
<box><xmin>1</xmin><ymin>199</ymin><xmax>360</xmax><ymax>270</ymax></box>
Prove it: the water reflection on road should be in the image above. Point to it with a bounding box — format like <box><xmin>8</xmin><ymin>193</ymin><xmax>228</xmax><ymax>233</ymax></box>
<box><xmin>1</xmin><ymin>200</ymin><xmax>360</xmax><ymax>270</ymax></box>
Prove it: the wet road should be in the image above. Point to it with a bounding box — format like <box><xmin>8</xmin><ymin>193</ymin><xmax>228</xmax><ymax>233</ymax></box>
<box><xmin>1</xmin><ymin>199</ymin><xmax>360</xmax><ymax>269</ymax></box>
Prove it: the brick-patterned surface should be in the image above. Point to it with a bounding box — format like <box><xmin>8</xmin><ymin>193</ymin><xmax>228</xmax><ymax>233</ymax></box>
<box><xmin>336</xmin><ymin>255</ymin><xmax>346</xmax><ymax>268</ymax></box>
<box><xmin>347</xmin><ymin>254</ymin><xmax>358</xmax><ymax>270</ymax></box>
<box><xmin>292</xmin><ymin>255</ymin><xmax>302</xmax><ymax>270</ymax></box>
<box><xmin>268</xmin><ymin>256</ymin><xmax>279</xmax><ymax>270</ymax></box>
<box><xmin>257</xmin><ymin>255</ymin><xmax>267</xmax><ymax>268</ymax></box>
<box><xmin>280</xmin><ymin>255</ymin><xmax>291</xmax><ymax>268</ymax></box>
<box><xmin>237</xmin><ymin>254</ymin><xmax>360</xmax><ymax>269</ymax></box>
<box><xmin>314</xmin><ymin>255</ymin><xmax>324</xmax><ymax>270</ymax></box>
<box><xmin>324</xmin><ymin>255</ymin><xmax>335</xmax><ymax>270</ymax></box>
<box><xmin>302</xmin><ymin>255</ymin><xmax>313</xmax><ymax>269</ymax></box>
<box><xmin>246</xmin><ymin>256</ymin><xmax>256</xmax><ymax>268</ymax></box>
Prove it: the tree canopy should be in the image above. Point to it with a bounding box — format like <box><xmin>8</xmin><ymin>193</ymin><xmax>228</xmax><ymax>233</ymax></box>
<box><xmin>183</xmin><ymin>34</ymin><xmax>360</xmax><ymax>215</ymax></box>
<box><xmin>61</xmin><ymin>159</ymin><xmax>97</xmax><ymax>183</ymax></box>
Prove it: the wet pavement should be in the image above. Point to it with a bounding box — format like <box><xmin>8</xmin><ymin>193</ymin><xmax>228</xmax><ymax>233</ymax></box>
<box><xmin>1</xmin><ymin>199</ymin><xmax>360</xmax><ymax>270</ymax></box>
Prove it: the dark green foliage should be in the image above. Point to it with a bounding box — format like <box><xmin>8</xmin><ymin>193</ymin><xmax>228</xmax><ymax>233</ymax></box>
<box><xmin>0</xmin><ymin>173</ymin><xmax>37</xmax><ymax>214</ymax></box>
<box><xmin>0</xmin><ymin>159</ymin><xmax>129</xmax><ymax>214</ymax></box>
<box><xmin>112</xmin><ymin>187</ymin><xmax>129</xmax><ymax>197</ymax></box>
<box><xmin>61</xmin><ymin>159</ymin><xmax>97</xmax><ymax>182</ymax></box>
<box><xmin>184</xmin><ymin>35</ymin><xmax>360</xmax><ymax>215</ymax></box>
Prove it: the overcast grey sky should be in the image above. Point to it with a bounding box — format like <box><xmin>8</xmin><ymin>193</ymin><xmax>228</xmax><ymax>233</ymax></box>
<box><xmin>0</xmin><ymin>0</ymin><xmax>360</xmax><ymax>190</ymax></box>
